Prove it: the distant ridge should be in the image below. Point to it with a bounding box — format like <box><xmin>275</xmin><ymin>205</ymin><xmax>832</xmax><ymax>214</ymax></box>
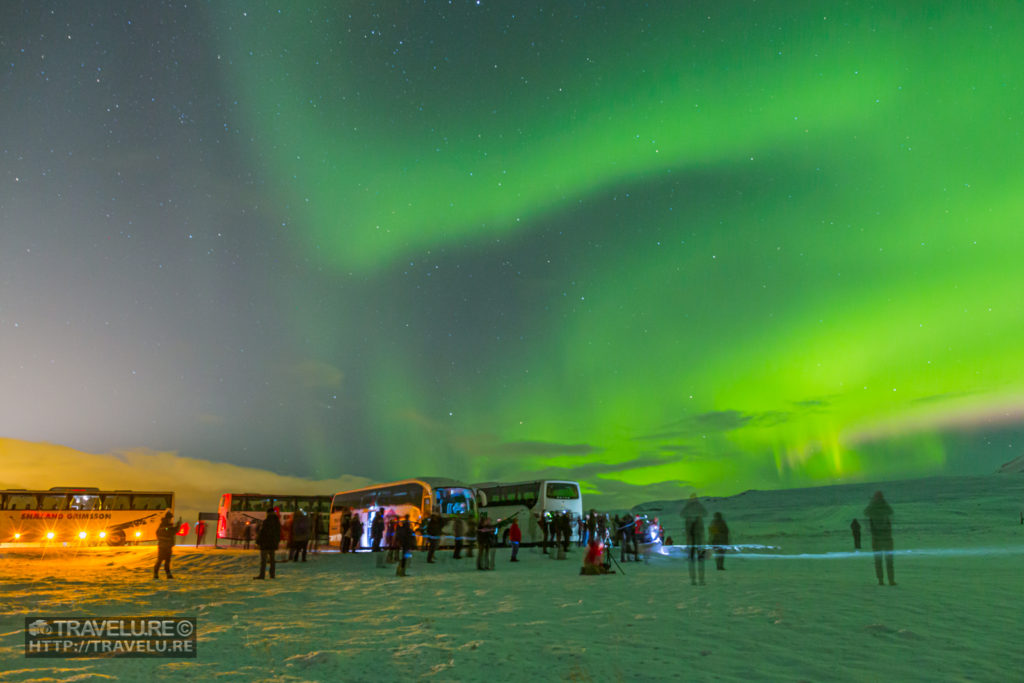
<box><xmin>997</xmin><ymin>455</ymin><xmax>1024</xmax><ymax>474</ymax></box>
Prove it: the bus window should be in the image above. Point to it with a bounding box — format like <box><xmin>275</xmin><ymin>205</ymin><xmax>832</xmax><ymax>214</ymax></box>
<box><xmin>103</xmin><ymin>494</ymin><xmax>131</xmax><ymax>510</ymax></box>
<box><xmin>40</xmin><ymin>494</ymin><xmax>68</xmax><ymax>511</ymax></box>
<box><xmin>546</xmin><ymin>483</ymin><xmax>580</xmax><ymax>500</ymax></box>
<box><xmin>248</xmin><ymin>497</ymin><xmax>273</xmax><ymax>512</ymax></box>
<box><xmin>230</xmin><ymin>496</ymin><xmax>249</xmax><ymax>511</ymax></box>
<box><xmin>272</xmin><ymin>497</ymin><xmax>296</xmax><ymax>513</ymax></box>
<box><xmin>132</xmin><ymin>494</ymin><xmax>172</xmax><ymax>510</ymax></box>
<box><xmin>4</xmin><ymin>493</ymin><xmax>37</xmax><ymax>510</ymax></box>
<box><xmin>70</xmin><ymin>494</ymin><xmax>101</xmax><ymax>510</ymax></box>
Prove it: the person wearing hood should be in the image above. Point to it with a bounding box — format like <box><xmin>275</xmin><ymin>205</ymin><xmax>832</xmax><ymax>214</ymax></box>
<box><xmin>865</xmin><ymin>491</ymin><xmax>896</xmax><ymax>586</ymax></box>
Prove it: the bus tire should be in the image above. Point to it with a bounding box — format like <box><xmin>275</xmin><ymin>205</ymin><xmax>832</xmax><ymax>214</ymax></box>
<box><xmin>106</xmin><ymin>530</ymin><xmax>126</xmax><ymax>547</ymax></box>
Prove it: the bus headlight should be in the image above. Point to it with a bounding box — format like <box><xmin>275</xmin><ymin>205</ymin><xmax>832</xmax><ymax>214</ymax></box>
<box><xmin>78</xmin><ymin>531</ymin><xmax>87</xmax><ymax>540</ymax></box>
<box><xmin>13</xmin><ymin>532</ymin><xmax>20</xmax><ymax>540</ymax></box>
<box><xmin>98</xmin><ymin>531</ymin><xmax>106</xmax><ymax>539</ymax></box>
<box><xmin>46</xmin><ymin>531</ymin><xmax>55</xmax><ymax>540</ymax></box>
<box><xmin>134</xmin><ymin>531</ymin><xmax>142</xmax><ymax>538</ymax></box>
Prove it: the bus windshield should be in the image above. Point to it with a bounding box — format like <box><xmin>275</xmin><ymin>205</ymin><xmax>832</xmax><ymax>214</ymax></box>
<box><xmin>434</xmin><ymin>487</ymin><xmax>475</xmax><ymax>516</ymax></box>
<box><xmin>545</xmin><ymin>482</ymin><xmax>580</xmax><ymax>500</ymax></box>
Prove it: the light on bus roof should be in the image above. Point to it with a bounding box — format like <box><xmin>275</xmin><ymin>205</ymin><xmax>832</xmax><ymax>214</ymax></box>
<box><xmin>78</xmin><ymin>531</ymin><xmax>87</xmax><ymax>540</ymax></box>
<box><xmin>46</xmin><ymin>531</ymin><xmax>55</xmax><ymax>540</ymax></box>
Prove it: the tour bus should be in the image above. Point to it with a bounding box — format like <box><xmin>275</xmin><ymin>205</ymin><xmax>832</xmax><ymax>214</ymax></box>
<box><xmin>215</xmin><ymin>493</ymin><xmax>332</xmax><ymax>547</ymax></box>
<box><xmin>472</xmin><ymin>479</ymin><xmax>583</xmax><ymax>544</ymax></box>
<box><xmin>0</xmin><ymin>487</ymin><xmax>174</xmax><ymax>546</ymax></box>
<box><xmin>329</xmin><ymin>478</ymin><xmax>476</xmax><ymax>549</ymax></box>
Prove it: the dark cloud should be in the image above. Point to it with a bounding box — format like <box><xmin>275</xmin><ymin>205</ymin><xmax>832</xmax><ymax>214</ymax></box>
<box><xmin>484</xmin><ymin>440</ymin><xmax>602</xmax><ymax>457</ymax></box>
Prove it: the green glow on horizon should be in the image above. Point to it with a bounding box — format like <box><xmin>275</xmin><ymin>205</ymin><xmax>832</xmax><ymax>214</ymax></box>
<box><xmin>215</xmin><ymin>2</ymin><xmax>1024</xmax><ymax>498</ymax></box>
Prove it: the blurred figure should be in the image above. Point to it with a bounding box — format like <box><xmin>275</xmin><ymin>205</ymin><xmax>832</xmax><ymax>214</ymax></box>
<box><xmin>452</xmin><ymin>517</ymin><xmax>465</xmax><ymax>559</ymax></box>
<box><xmin>194</xmin><ymin>518</ymin><xmax>207</xmax><ymax>547</ymax></box>
<box><xmin>708</xmin><ymin>512</ymin><xmax>729</xmax><ymax>571</ymax></box>
<box><xmin>538</xmin><ymin>512</ymin><xmax>550</xmax><ymax>555</ymax></box>
<box><xmin>153</xmin><ymin>511</ymin><xmax>176</xmax><ymax>579</ymax></box>
<box><xmin>242</xmin><ymin>520</ymin><xmax>252</xmax><ymax>550</ymax></box>
<box><xmin>580</xmin><ymin>537</ymin><xmax>613</xmax><ymax>575</ymax></box>
<box><xmin>850</xmin><ymin>518</ymin><xmax>862</xmax><ymax>550</ymax></box>
<box><xmin>865</xmin><ymin>491</ymin><xmax>895</xmax><ymax>586</ymax></box>
<box><xmin>476</xmin><ymin>513</ymin><xmax>496</xmax><ymax>570</ymax></box>
<box><xmin>509</xmin><ymin>518</ymin><xmax>522</xmax><ymax>562</ymax></box>
<box><xmin>349</xmin><ymin>513</ymin><xmax>364</xmax><ymax>552</ymax></box>
<box><xmin>395</xmin><ymin>514</ymin><xmax>415</xmax><ymax>577</ymax></box>
<box><xmin>254</xmin><ymin>507</ymin><xmax>282</xmax><ymax>579</ymax></box>
<box><xmin>681</xmin><ymin>494</ymin><xmax>707</xmax><ymax>585</ymax></box>
<box><xmin>290</xmin><ymin>509</ymin><xmax>311</xmax><ymax>562</ymax></box>
<box><xmin>425</xmin><ymin>511</ymin><xmax>445</xmax><ymax>563</ymax></box>
<box><xmin>371</xmin><ymin>509</ymin><xmax>385</xmax><ymax>552</ymax></box>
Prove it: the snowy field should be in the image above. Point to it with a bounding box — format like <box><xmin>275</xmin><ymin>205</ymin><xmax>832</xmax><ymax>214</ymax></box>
<box><xmin>2</xmin><ymin>473</ymin><xmax>1023</xmax><ymax>682</ymax></box>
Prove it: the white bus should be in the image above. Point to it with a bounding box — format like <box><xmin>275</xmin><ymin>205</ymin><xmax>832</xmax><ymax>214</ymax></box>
<box><xmin>329</xmin><ymin>478</ymin><xmax>476</xmax><ymax>549</ymax></box>
<box><xmin>215</xmin><ymin>493</ymin><xmax>332</xmax><ymax>547</ymax></box>
<box><xmin>472</xmin><ymin>480</ymin><xmax>583</xmax><ymax>545</ymax></box>
<box><xmin>0</xmin><ymin>487</ymin><xmax>174</xmax><ymax>546</ymax></box>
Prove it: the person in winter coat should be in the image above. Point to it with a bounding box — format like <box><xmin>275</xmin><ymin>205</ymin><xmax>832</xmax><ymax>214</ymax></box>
<box><xmin>395</xmin><ymin>515</ymin><xmax>415</xmax><ymax>577</ymax></box>
<box><xmin>509</xmin><ymin>518</ymin><xmax>522</xmax><ymax>562</ymax></box>
<box><xmin>290</xmin><ymin>509</ymin><xmax>311</xmax><ymax>562</ymax></box>
<box><xmin>865</xmin><ymin>491</ymin><xmax>896</xmax><ymax>586</ymax></box>
<box><xmin>154</xmin><ymin>511</ymin><xmax>176</xmax><ymax>579</ymax></box>
<box><xmin>681</xmin><ymin>494</ymin><xmax>707</xmax><ymax>585</ymax></box>
<box><xmin>708</xmin><ymin>512</ymin><xmax>730</xmax><ymax>571</ymax></box>
<box><xmin>850</xmin><ymin>518</ymin><xmax>862</xmax><ymax>550</ymax></box>
<box><xmin>254</xmin><ymin>508</ymin><xmax>282</xmax><ymax>579</ymax></box>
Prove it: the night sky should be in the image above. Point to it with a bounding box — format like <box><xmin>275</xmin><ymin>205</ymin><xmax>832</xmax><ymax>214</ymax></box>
<box><xmin>3</xmin><ymin>2</ymin><xmax>1023</xmax><ymax>506</ymax></box>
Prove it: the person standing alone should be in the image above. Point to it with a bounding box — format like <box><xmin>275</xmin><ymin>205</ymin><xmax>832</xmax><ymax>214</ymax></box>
<box><xmin>154</xmin><ymin>511</ymin><xmax>176</xmax><ymax>579</ymax></box>
<box><xmin>254</xmin><ymin>507</ymin><xmax>282</xmax><ymax>579</ymax></box>
<box><xmin>865</xmin><ymin>491</ymin><xmax>895</xmax><ymax>586</ymax></box>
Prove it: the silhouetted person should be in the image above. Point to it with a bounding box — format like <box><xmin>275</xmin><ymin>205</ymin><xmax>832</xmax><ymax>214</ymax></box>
<box><xmin>371</xmin><ymin>510</ymin><xmax>385</xmax><ymax>552</ymax></box>
<box><xmin>850</xmin><ymin>518</ymin><xmax>862</xmax><ymax>550</ymax></box>
<box><xmin>290</xmin><ymin>509</ymin><xmax>311</xmax><ymax>562</ymax></box>
<box><xmin>425</xmin><ymin>512</ymin><xmax>445</xmax><ymax>563</ymax></box>
<box><xmin>395</xmin><ymin>515</ymin><xmax>414</xmax><ymax>577</ymax></box>
<box><xmin>681</xmin><ymin>494</ymin><xmax>707</xmax><ymax>585</ymax></box>
<box><xmin>865</xmin><ymin>491</ymin><xmax>895</xmax><ymax>586</ymax></box>
<box><xmin>153</xmin><ymin>511</ymin><xmax>176</xmax><ymax>579</ymax></box>
<box><xmin>243</xmin><ymin>521</ymin><xmax>252</xmax><ymax>550</ymax></box>
<box><xmin>538</xmin><ymin>512</ymin><xmax>550</xmax><ymax>554</ymax></box>
<box><xmin>254</xmin><ymin>508</ymin><xmax>282</xmax><ymax>579</ymax></box>
<box><xmin>477</xmin><ymin>513</ymin><xmax>496</xmax><ymax>570</ymax></box>
<box><xmin>708</xmin><ymin>512</ymin><xmax>729</xmax><ymax>571</ymax></box>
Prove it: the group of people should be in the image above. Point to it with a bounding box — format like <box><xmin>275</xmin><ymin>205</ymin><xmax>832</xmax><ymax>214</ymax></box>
<box><xmin>153</xmin><ymin>491</ymin><xmax>898</xmax><ymax>585</ymax></box>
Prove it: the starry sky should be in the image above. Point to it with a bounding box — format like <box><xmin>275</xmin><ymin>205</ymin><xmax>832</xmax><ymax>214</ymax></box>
<box><xmin>3</xmin><ymin>1</ymin><xmax>1024</xmax><ymax>507</ymax></box>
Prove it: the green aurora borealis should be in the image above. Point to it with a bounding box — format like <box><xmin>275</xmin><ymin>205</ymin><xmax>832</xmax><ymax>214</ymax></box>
<box><xmin>8</xmin><ymin>2</ymin><xmax>1021</xmax><ymax>506</ymax></box>
<box><xmin>205</xmin><ymin>1</ymin><xmax>1024</xmax><ymax>500</ymax></box>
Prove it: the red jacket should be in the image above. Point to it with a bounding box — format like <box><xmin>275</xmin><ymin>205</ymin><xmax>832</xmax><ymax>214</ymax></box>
<box><xmin>509</xmin><ymin>521</ymin><xmax>522</xmax><ymax>543</ymax></box>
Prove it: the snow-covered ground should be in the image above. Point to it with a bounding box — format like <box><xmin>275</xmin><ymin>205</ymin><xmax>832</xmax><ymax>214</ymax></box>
<box><xmin>2</xmin><ymin>473</ymin><xmax>1023</xmax><ymax>682</ymax></box>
